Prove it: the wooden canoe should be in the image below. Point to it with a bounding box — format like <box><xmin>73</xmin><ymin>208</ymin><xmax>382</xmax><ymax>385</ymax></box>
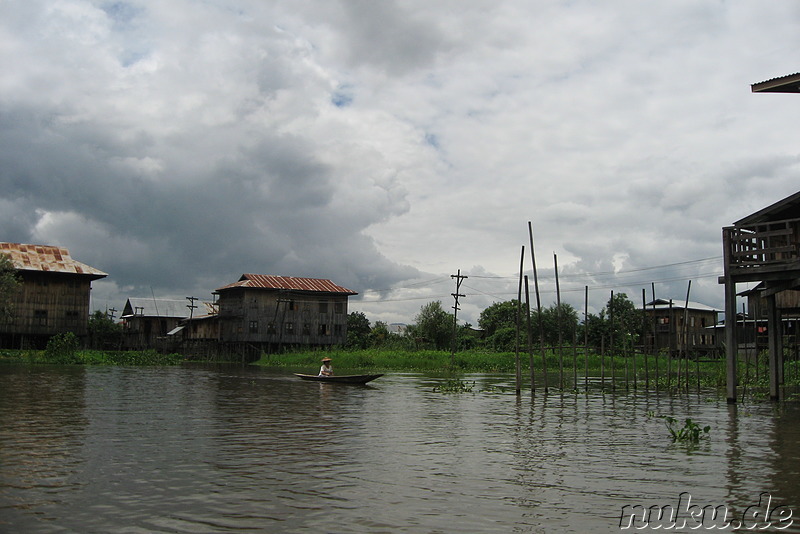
<box><xmin>293</xmin><ymin>373</ymin><xmax>383</xmax><ymax>384</ymax></box>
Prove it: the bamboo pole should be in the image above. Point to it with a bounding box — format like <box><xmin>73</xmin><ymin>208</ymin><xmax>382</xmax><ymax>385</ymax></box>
<box><xmin>683</xmin><ymin>280</ymin><xmax>692</xmax><ymax>393</ymax></box>
<box><xmin>554</xmin><ymin>252</ymin><xmax>563</xmax><ymax>389</ymax></box>
<box><xmin>584</xmin><ymin>285</ymin><xmax>589</xmax><ymax>392</ymax></box>
<box><xmin>515</xmin><ymin>246</ymin><xmax>525</xmax><ymax>395</ymax></box>
<box><xmin>610</xmin><ymin>290</ymin><xmax>615</xmax><ymax>391</ymax></box>
<box><xmin>642</xmin><ymin>288</ymin><xmax>648</xmax><ymax>390</ymax></box>
<box><xmin>652</xmin><ymin>283</ymin><xmax>658</xmax><ymax>391</ymax></box>
<box><xmin>528</xmin><ymin>222</ymin><xmax>548</xmax><ymax>393</ymax></box>
<box><xmin>525</xmin><ymin>275</ymin><xmax>535</xmax><ymax>394</ymax></box>
<box><xmin>668</xmin><ymin>299</ymin><xmax>673</xmax><ymax>390</ymax></box>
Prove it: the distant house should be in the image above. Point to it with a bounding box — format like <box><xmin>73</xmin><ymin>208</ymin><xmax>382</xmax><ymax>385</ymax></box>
<box><xmin>120</xmin><ymin>297</ymin><xmax>215</xmax><ymax>350</ymax></box>
<box><xmin>640</xmin><ymin>299</ymin><xmax>721</xmax><ymax>357</ymax></box>
<box><xmin>0</xmin><ymin>242</ymin><xmax>107</xmax><ymax>348</ymax></box>
<box><xmin>215</xmin><ymin>274</ymin><xmax>357</xmax><ymax>354</ymax></box>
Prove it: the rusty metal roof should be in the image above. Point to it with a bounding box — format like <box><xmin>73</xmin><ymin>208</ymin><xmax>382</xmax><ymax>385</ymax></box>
<box><xmin>216</xmin><ymin>274</ymin><xmax>357</xmax><ymax>295</ymax></box>
<box><xmin>752</xmin><ymin>72</ymin><xmax>800</xmax><ymax>93</ymax></box>
<box><xmin>0</xmin><ymin>242</ymin><xmax>107</xmax><ymax>280</ymax></box>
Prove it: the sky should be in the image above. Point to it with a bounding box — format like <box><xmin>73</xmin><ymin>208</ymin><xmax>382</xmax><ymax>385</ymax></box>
<box><xmin>1</xmin><ymin>0</ymin><xmax>799</xmax><ymax>326</ymax></box>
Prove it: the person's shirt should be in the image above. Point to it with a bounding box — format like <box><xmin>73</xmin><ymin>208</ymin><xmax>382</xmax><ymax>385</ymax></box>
<box><xmin>319</xmin><ymin>364</ymin><xmax>333</xmax><ymax>376</ymax></box>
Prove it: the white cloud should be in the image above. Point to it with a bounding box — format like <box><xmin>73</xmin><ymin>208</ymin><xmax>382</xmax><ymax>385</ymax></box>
<box><xmin>1</xmin><ymin>0</ymin><xmax>799</xmax><ymax>325</ymax></box>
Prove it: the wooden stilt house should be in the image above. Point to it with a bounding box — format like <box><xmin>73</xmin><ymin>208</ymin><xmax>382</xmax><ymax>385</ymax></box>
<box><xmin>215</xmin><ymin>274</ymin><xmax>357</xmax><ymax>356</ymax></box>
<box><xmin>721</xmin><ymin>190</ymin><xmax>800</xmax><ymax>402</ymax></box>
<box><xmin>641</xmin><ymin>298</ymin><xmax>721</xmax><ymax>357</ymax></box>
<box><xmin>0</xmin><ymin>243</ymin><xmax>107</xmax><ymax>348</ymax></box>
<box><xmin>120</xmin><ymin>297</ymin><xmax>215</xmax><ymax>350</ymax></box>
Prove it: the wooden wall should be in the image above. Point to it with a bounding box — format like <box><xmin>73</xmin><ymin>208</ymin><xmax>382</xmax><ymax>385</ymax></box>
<box><xmin>217</xmin><ymin>289</ymin><xmax>349</xmax><ymax>347</ymax></box>
<box><xmin>1</xmin><ymin>271</ymin><xmax>92</xmax><ymax>338</ymax></box>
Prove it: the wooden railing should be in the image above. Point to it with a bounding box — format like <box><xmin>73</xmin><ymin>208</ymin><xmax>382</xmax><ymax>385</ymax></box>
<box><xmin>725</xmin><ymin>218</ymin><xmax>800</xmax><ymax>270</ymax></box>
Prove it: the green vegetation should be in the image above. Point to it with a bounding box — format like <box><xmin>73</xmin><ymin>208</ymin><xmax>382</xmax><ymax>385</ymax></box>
<box><xmin>0</xmin><ymin>252</ymin><xmax>21</xmax><ymax>322</ymax></box>
<box><xmin>0</xmin><ymin>347</ymin><xmax>184</xmax><ymax>366</ymax></box>
<box><xmin>661</xmin><ymin>416</ymin><xmax>711</xmax><ymax>442</ymax></box>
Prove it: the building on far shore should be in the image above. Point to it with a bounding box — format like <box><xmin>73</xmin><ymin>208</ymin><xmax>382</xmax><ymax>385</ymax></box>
<box><xmin>0</xmin><ymin>242</ymin><xmax>107</xmax><ymax>349</ymax></box>
<box><xmin>212</xmin><ymin>273</ymin><xmax>357</xmax><ymax>359</ymax></box>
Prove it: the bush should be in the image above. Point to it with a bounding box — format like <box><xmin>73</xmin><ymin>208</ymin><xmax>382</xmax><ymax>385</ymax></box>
<box><xmin>45</xmin><ymin>332</ymin><xmax>80</xmax><ymax>364</ymax></box>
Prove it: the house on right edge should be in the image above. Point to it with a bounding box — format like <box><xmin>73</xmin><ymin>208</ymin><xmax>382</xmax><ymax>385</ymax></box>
<box><xmin>721</xmin><ymin>190</ymin><xmax>800</xmax><ymax>402</ymax></box>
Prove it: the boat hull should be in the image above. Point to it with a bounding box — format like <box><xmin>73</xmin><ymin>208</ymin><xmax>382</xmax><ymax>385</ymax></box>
<box><xmin>294</xmin><ymin>373</ymin><xmax>383</xmax><ymax>384</ymax></box>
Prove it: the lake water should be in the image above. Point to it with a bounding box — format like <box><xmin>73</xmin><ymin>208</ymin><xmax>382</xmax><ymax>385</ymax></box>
<box><xmin>0</xmin><ymin>364</ymin><xmax>798</xmax><ymax>533</ymax></box>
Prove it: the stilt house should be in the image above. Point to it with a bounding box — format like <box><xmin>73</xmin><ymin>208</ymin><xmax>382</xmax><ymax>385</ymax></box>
<box><xmin>641</xmin><ymin>298</ymin><xmax>721</xmax><ymax>357</ymax></box>
<box><xmin>0</xmin><ymin>243</ymin><xmax>107</xmax><ymax>348</ymax></box>
<box><xmin>215</xmin><ymin>274</ymin><xmax>357</xmax><ymax>353</ymax></box>
<box><xmin>120</xmin><ymin>298</ymin><xmax>215</xmax><ymax>350</ymax></box>
<box><xmin>721</xmin><ymin>189</ymin><xmax>800</xmax><ymax>402</ymax></box>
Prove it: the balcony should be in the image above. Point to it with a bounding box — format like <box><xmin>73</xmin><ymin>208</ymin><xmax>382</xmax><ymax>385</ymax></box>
<box><xmin>723</xmin><ymin>218</ymin><xmax>800</xmax><ymax>283</ymax></box>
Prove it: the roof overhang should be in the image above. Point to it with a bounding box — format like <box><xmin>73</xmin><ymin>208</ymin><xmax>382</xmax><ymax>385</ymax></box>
<box><xmin>752</xmin><ymin>73</ymin><xmax>800</xmax><ymax>93</ymax></box>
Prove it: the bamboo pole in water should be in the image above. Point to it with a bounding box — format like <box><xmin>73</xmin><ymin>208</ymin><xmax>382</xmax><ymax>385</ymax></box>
<box><xmin>667</xmin><ymin>299</ymin><xmax>674</xmax><ymax>390</ymax></box>
<box><xmin>524</xmin><ymin>275</ymin><xmax>535</xmax><ymax>394</ymax></box>
<box><xmin>515</xmin><ymin>245</ymin><xmax>525</xmax><ymax>395</ymax></box>
<box><xmin>584</xmin><ymin>286</ymin><xmax>589</xmax><ymax>392</ymax></box>
<box><xmin>528</xmin><ymin>222</ymin><xmax>548</xmax><ymax>393</ymax></box>
<box><xmin>610</xmin><ymin>290</ymin><xmax>616</xmax><ymax>391</ymax></box>
<box><xmin>683</xmin><ymin>280</ymin><xmax>692</xmax><ymax>393</ymax></box>
<box><xmin>642</xmin><ymin>288</ymin><xmax>648</xmax><ymax>390</ymax></box>
<box><xmin>554</xmin><ymin>252</ymin><xmax>564</xmax><ymax>389</ymax></box>
<box><xmin>652</xmin><ymin>283</ymin><xmax>658</xmax><ymax>391</ymax></box>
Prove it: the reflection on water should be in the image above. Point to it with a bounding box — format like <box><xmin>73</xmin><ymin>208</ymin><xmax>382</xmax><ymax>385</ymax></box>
<box><xmin>0</xmin><ymin>365</ymin><xmax>798</xmax><ymax>533</ymax></box>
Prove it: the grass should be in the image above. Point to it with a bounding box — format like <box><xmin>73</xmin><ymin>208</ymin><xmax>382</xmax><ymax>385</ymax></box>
<box><xmin>0</xmin><ymin>349</ymin><xmax>184</xmax><ymax>366</ymax></box>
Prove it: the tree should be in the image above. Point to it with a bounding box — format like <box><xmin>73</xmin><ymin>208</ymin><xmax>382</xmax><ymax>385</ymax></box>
<box><xmin>87</xmin><ymin>310</ymin><xmax>123</xmax><ymax>349</ymax></box>
<box><xmin>346</xmin><ymin>311</ymin><xmax>371</xmax><ymax>349</ymax></box>
<box><xmin>582</xmin><ymin>293</ymin><xmax>643</xmax><ymax>352</ymax></box>
<box><xmin>478</xmin><ymin>300</ymin><xmax>519</xmax><ymax>337</ymax></box>
<box><xmin>412</xmin><ymin>301</ymin><xmax>453</xmax><ymax>350</ymax></box>
<box><xmin>534</xmin><ymin>302</ymin><xmax>579</xmax><ymax>346</ymax></box>
<box><xmin>369</xmin><ymin>321</ymin><xmax>391</xmax><ymax>347</ymax></box>
<box><xmin>0</xmin><ymin>253</ymin><xmax>20</xmax><ymax>322</ymax></box>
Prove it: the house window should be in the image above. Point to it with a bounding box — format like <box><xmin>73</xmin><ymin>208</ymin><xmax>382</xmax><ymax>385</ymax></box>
<box><xmin>288</xmin><ymin>301</ymin><xmax>295</xmax><ymax>311</ymax></box>
<box><xmin>319</xmin><ymin>324</ymin><xmax>329</xmax><ymax>336</ymax></box>
<box><xmin>249</xmin><ymin>320</ymin><xmax>258</xmax><ymax>334</ymax></box>
<box><xmin>65</xmin><ymin>311</ymin><xmax>79</xmax><ymax>325</ymax></box>
<box><xmin>334</xmin><ymin>324</ymin><xmax>342</xmax><ymax>336</ymax></box>
<box><xmin>302</xmin><ymin>323</ymin><xmax>311</xmax><ymax>335</ymax></box>
<box><xmin>334</xmin><ymin>302</ymin><xmax>344</xmax><ymax>314</ymax></box>
<box><xmin>319</xmin><ymin>302</ymin><xmax>328</xmax><ymax>314</ymax></box>
<box><xmin>267</xmin><ymin>322</ymin><xmax>276</xmax><ymax>334</ymax></box>
<box><xmin>34</xmin><ymin>310</ymin><xmax>48</xmax><ymax>325</ymax></box>
<box><xmin>285</xmin><ymin>322</ymin><xmax>294</xmax><ymax>334</ymax></box>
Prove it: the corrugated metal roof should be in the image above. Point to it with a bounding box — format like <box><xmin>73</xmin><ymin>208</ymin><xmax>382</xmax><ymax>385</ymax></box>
<box><xmin>0</xmin><ymin>242</ymin><xmax>107</xmax><ymax>279</ymax></box>
<box><xmin>216</xmin><ymin>274</ymin><xmax>357</xmax><ymax>295</ymax></box>
<box><xmin>641</xmin><ymin>298</ymin><xmax>720</xmax><ymax>312</ymax></box>
<box><xmin>752</xmin><ymin>72</ymin><xmax>800</xmax><ymax>93</ymax></box>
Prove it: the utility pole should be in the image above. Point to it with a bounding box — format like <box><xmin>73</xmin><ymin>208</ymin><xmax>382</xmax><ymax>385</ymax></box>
<box><xmin>450</xmin><ymin>270</ymin><xmax>468</xmax><ymax>368</ymax></box>
<box><xmin>186</xmin><ymin>296</ymin><xmax>198</xmax><ymax>320</ymax></box>
<box><xmin>106</xmin><ymin>307</ymin><xmax>117</xmax><ymax>321</ymax></box>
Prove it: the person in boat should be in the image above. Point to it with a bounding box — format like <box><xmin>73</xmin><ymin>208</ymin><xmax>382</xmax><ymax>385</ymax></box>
<box><xmin>318</xmin><ymin>357</ymin><xmax>333</xmax><ymax>377</ymax></box>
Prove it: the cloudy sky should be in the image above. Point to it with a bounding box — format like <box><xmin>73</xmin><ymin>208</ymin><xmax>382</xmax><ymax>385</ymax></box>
<box><xmin>2</xmin><ymin>0</ymin><xmax>799</xmax><ymax>326</ymax></box>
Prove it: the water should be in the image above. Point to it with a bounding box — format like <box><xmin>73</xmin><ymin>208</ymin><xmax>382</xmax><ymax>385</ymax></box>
<box><xmin>1</xmin><ymin>364</ymin><xmax>798</xmax><ymax>533</ymax></box>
